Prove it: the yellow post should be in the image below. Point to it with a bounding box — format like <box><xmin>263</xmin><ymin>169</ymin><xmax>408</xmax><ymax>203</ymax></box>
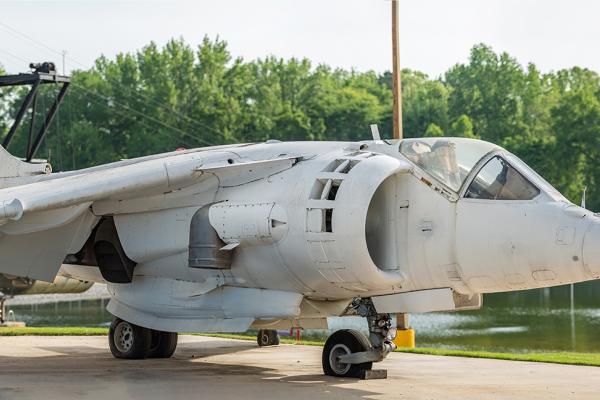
<box><xmin>393</xmin><ymin>313</ymin><xmax>415</xmax><ymax>348</ymax></box>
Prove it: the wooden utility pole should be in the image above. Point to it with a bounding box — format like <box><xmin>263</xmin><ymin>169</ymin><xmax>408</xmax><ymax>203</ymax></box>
<box><xmin>392</xmin><ymin>0</ymin><xmax>403</xmax><ymax>139</ymax></box>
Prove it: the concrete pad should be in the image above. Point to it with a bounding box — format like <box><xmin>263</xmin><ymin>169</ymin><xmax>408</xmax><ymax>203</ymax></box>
<box><xmin>0</xmin><ymin>335</ymin><xmax>599</xmax><ymax>400</ymax></box>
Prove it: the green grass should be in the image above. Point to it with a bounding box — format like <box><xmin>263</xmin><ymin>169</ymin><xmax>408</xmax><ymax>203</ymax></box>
<box><xmin>396</xmin><ymin>347</ymin><xmax>600</xmax><ymax>367</ymax></box>
<box><xmin>3</xmin><ymin>328</ymin><xmax>600</xmax><ymax>367</ymax></box>
<box><xmin>0</xmin><ymin>326</ymin><xmax>108</xmax><ymax>336</ymax></box>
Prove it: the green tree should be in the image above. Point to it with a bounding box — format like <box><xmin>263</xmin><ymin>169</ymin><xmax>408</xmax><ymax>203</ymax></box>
<box><xmin>445</xmin><ymin>44</ymin><xmax>528</xmax><ymax>143</ymax></box>
<box><xmin>380</xmin><ymin>69</ymin><xmax>449</xmax><ymax>138</ymax></box>
<box><xmin>551</xmin><ymin>88</ymin><xmax>600</xmax><ymax>206</ymax></box>
<box><xmin>0</xmin><ymin>64</ymin><xmax>12</xmax><ymax>136</ymax></box>
<box><xmin>449</xmin><ymin>114</ymin><xmax>477</xmax><ymax>138</ymax></box>
<box><xmin>423</xmin><ymin>123</ymin><xmax>444</xmax><ymax>137</ymax></box>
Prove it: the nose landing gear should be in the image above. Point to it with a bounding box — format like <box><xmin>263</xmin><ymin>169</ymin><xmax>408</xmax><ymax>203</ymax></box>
<box><xmin>322</xmin><ymin>298</ymin><xmax>396</xmax><ymax>378</ymax></box>
<box><xmin>323</xmin><ymin>329</ymin><xmax>373</xmax><ymax>377</ymax></box>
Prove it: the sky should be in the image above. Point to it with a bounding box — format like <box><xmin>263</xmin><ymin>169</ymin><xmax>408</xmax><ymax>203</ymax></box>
<box><xmin>0</xmin><ymin>0</ymin><xmax>599</xmax><ymax>77</ymax></box>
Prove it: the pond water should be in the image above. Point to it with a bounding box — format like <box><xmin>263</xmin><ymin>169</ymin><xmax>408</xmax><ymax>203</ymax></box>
<box><xmin>6</xmin><ymin>281</ymin><xmax>600</xmax><ymax>353</ymax></box>
<box><xmin>7</xmin><ymin>298</ymin><xmax>112</xmax><ymax>327</ymax></box>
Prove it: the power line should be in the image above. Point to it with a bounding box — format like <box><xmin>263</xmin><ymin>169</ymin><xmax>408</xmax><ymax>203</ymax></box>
<box><xmin>69</xmin><ymin>82</ymin><xmax>212</xmax><ymax>146</ymax></box>
<box><xmin>0</xmin><ymin>21</ymin><xmax>60</xmax><ymax>59</ymax></box>
<box><xmin>0</xmin><ymin>44</ymin><xmax>217</xmax><ymax>147</ymax></box>
<box><xmin>68</xmin><ymin>84</ymin><xmax>197</xmax><ymax>149</ymax></box>
<box><xmin>0</xmin><ymin>20</ymin><xmax>227</xmax><ymax>141</ymax></box>
<box><xmin>0</xmin><ymin>47</ymin><xmax>30</xmax><ymax>65</ymax></box>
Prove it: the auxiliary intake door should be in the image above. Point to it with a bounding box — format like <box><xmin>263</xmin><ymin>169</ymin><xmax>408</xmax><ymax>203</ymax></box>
<box><xmin>365</xmin><ymin>174</ymin><xmax>407</xmax><ymax>271</ymax></box>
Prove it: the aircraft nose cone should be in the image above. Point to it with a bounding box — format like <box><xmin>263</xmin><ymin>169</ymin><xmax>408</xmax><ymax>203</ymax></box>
<box><xmin>582</xmin><ymin>218</ymin><xmax>600</xmax><ymax>278</ymax></box>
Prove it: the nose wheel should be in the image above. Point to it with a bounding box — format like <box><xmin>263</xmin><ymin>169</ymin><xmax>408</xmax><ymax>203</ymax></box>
<box><xmin>322</xmin><ymin>329</ymin><xmax>373</xmax><ymax>377</ymax></box>
<box><xmin>322</xmin><ymin>298</ymin><xmax>396</xmax><ymax>379</ymax></box>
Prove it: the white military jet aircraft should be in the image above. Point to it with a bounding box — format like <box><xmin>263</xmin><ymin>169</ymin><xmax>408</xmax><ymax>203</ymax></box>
<box><xmin>0</xmin><ymin>137</ymin><xmax>597</xmax><ymax>377</ymax></box>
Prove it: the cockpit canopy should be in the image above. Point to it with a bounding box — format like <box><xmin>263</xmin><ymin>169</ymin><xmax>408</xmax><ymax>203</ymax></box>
<box><xmin>399</xmin><ymin>137</ymin><xmax>499</xmax><ymax>192</ymax></box>
<box><xmin>399</xmin><ymin>137</ymin><xmax>564</xmax><ymax>201</ymax></box>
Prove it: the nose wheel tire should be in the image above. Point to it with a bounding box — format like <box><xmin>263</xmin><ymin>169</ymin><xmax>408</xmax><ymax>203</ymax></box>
<box><xmin>322</xmin><ymin>329</ymin><xmax>373</xmax><ymax>378</ymax></box>
<box><xmin>148</xmin><ymin>330</ymin><xmax>178</xmax><ymax>358</ymax></box>
<box><xmin>108</xmin><ymin>317</ymin><xmax>151</xmax><ymax>359</ymax></box>
<box><xmin>257</xmin><ymin>329</ymin><xmax>280</xmax><ymax>346</ymax></box>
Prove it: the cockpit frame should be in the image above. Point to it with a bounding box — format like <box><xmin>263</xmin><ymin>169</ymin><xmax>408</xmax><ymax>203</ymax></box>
<box><xmin>457</xmin><ymin>150</ymin><xmax>542</xmax><ymax>202</ymax></box>
<box><xmin>396</xmin><ymin>137</ymin><xmax>561</xmax><ymax>204</ymax></box>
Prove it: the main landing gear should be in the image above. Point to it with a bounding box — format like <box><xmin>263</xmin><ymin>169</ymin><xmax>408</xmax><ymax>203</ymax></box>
<box><xmin>322</xmin><ymin>298</ymin><xmax>396</xmax><ymax>378</ymax></box>
<box><xmin>108</xmin><ymin>317</ymin><xmax>178</xmax><ymax>359</ymax></box>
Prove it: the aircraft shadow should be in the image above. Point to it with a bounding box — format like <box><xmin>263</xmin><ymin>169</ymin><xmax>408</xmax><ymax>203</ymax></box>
<box><xmin>0</xmin><ymin>338</ymin><xmax>382</xmax><ymax>399</ymax></box>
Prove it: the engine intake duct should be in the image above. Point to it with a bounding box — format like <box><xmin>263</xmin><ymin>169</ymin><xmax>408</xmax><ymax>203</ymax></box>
<box><xmin>94</xmin><ymin>218</ymin><xmax>137</xmax><ymax>283</ymax></box>
<box><xmin>188</xmin><ymin>205</ymin><xmax>232</xmax><ymax>269</ymax></box>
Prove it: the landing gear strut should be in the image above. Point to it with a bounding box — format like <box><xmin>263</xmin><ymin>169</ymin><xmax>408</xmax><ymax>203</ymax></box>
<box><xmin>108</xmin><ymin>317</ymin><xmax>178</xmax><ymax>359</ymax></box>
<box><xmin>322</xmin><ymin>298</ymin><xmax>396</xmax><ymax>378</ymax></box>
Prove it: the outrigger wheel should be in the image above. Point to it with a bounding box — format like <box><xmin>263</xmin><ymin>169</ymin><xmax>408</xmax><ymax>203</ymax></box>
<box><xmin>108</xmin><ymin>317</ymin><xmax>178</xmax><ymax>359</ymax></box>
<box><xmin>322</xmin><ymin>329</ymin><xmax>373</xmax><ymax>378</ymax></box>
<box><xmin>257</xmin><ymin>329</ymin><xmax>280</xmax><ymax>346</ymax></box>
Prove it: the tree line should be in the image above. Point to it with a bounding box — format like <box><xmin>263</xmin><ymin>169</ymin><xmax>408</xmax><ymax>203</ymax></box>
<box><xmin>1</xmin><ymin>38</ymin><xmax>599</xmax><ymax>208</ymax></box>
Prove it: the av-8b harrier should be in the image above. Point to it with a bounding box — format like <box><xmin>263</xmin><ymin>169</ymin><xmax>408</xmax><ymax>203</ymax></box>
<box><xmin>0</xmin><ymin>135</ymin><xmax>597</xmax><ymax>377</ymax></box>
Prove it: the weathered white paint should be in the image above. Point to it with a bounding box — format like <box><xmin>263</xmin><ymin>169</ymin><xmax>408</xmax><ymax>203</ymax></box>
<box><xmin>372</xmin><ymin>288</ymin><xmax>482</xmax><ymax>313</ymax></box>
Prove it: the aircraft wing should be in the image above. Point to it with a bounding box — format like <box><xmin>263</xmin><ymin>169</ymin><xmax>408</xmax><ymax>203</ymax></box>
<box><xmin>0</xmin><ymin>152</ymin><xmax>297</xmax><ymax>223</ymax></box>
<box><xmin>0</xmin><ymin>149</ymin><xmax>298</xmax><ymax>281</ymax></box>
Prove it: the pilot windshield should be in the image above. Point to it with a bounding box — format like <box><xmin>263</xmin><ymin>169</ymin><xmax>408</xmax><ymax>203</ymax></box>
<box><xmin>399</xmin><ymin>138</ymin><xmax>498</xmax><ymax>192</ymax></box>
<box><xmin>464</xmin><ymin>156</ymin><xmax>540</xmax><ymax>200</ymax></box>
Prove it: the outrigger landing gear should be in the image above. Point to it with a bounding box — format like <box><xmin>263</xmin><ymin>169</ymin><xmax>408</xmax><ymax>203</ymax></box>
<box><xmin>0</xmin><ymin>296</ymin><xmax>5</xmax><ymax>324</ymax></box>
<box><xmin>322</xmin><ymin>298</ymin><xmax>396</xmax><ymax>378</ymax></box>
<box><xmin>257</xmin><ymin>329</ymin><xmax>280</xmax><ymax>346</ymax></box>
<box><xmin>108</xmin><ymin>317</ymin><xmax>178</xmax><ymax>359</ymax></box>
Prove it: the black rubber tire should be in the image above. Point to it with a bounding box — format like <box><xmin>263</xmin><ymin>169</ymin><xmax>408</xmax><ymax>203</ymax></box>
<box><xmin>108</xmin><ymin>317</ymin><xmax>151</xmax><ymax>359</ymax></box>
<box><xmin>322</xmin><ymin>329</ymin><xmax>372</xmax><ymax>378</ymax></box>
<box><xmin>257</xmin><ymin>329</ymin><xmax>280</xmax><ymax>346</ymax></box>
<box><xmin>148</xmin><ymin>330</ymin><xmax>178</xmax><ymax>358</ymax></box>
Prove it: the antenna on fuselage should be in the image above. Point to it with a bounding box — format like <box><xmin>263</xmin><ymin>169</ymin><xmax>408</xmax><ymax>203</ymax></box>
<box><xmin>370</xmin><ymin>124</ymin><xmax>381</xmax><ymax>141</ymax></box>
<box><xmin>581</xmin><ymin>186</ymin><xmax>587</xmax><ymax>209</ymax></box>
